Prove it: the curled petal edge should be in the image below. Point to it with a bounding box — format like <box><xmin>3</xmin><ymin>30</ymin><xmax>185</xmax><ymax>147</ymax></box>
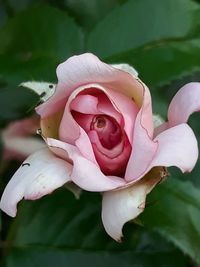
<box><xmin>102</xmin><ymin>167</ymin><xmax>167</xmax><ymax>241</ymax></box>
<box><xmin>0</xmin><ymin>148</ymin><xmax>72</xmax><ymax>217</ymax></box>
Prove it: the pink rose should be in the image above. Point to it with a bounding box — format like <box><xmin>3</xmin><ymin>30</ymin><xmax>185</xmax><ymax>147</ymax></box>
<box><xmin>1</xmin><ymin>53</ymin><xmax>199</xmax><ymax>241</ymax></box>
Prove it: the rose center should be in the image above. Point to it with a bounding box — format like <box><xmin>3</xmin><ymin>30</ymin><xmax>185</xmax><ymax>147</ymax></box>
<box><xmin>90</xmin><ymin>115</ymin><xmax>121</xmax><ymax>149</ymax></box>
<box><xmin>95</xmin><ymin>117</ymin><xmax>106</xmax><ymax>128</ymax></box>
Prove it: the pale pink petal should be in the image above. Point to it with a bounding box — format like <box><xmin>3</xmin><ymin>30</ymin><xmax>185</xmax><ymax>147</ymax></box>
<box><xmin>149</xmin><ymin>123</ymin><xmax>198</xmax><ymax>172</ymax></box>
<box><xmin>47</xmin><ymin>138</ymin><xmax>126</xmax><ymax>191</ymax></box>
<box><xmin>0</xmin><ymin>148</ymin><xmax>72</xmax><ymax>217</ymax></box>
<box><xmin>126</xmin><ymin>123</ymin><xmax>198</xmax><ymax>182</ymax></box>
<box><xmin>125</xmin><ymin>84</ymin><xmax>156</xmax><ymax>181</ymax></box>
<box><xmin>71</xmin><ymin>92</ymin><xmax>122</xmax><ymax>125</ymax></box>
<box><xmin>102</xmin><ymin>168</ymin><xmax>162</xmax><ymax>241</ymax></box>
<box><xmin>58</xmin><ymin>86</ymin><xmax>97</xmax><ymax>163</ymax></box>
<box><xmin>36</xmin><ymin>53</ymin><xmax>144</xmax><ymax>118</ymax></box>
<box><xmin>70</xmin><ymin>94</ymin><xmax>99</xmax><ymax>114</ymax></box>
<box><xmin>154</xmin><ymin>122</ymin><xmax>168</xmax><ymax>137</ymax></box>
<box><xmin>58</xmin><ymin>85</ymin><xmax>95</xmax><ymax>145</ymax></box>
<box><xmin>75</xmin><ymin>127</ymin><xmax>98</xmax><ymax>163</ymax></box>
<box><xmin>97</xmin><ymin>93</ymin><xmax>122</xmax><ymax>125</ymax></box>
<box><xmin>168</xmin><ymin>82</ymin><xmax>200</xmax><ymax>127</ymax></box>
<box><xmin>104</xmin><ymin>87</ymin><xmax>139</xmax><ymax>142</ymax></box>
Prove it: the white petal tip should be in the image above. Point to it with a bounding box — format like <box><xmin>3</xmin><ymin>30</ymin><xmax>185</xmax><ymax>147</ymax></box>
<box><xmin>0</xmin><ymin>148</ymin><xmax>72</xmax><ymax>218</ymax></box>
<box><xmin>0</xmin><ymin>202</ymin><xmax>16</xmax><ymax>218</ymax></box>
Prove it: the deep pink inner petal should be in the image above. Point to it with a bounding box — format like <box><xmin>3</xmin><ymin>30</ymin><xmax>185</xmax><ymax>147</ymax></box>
<box><xmin>88</xmin><ymin>129</ymin><xmax>131</xmax><ymax>176</ymax></box>
<box><xmin>72</xmin><ymin>109</ymin><xmax>131</xmax><ymax>176</ymax></box>
<box><xmin>90</xmin><ymin>115</ymin><xmax>121</xmax><ymax>149</ymax></box>
<box><xmin>59</xmin><ymin>85</ymin><xmax>140</xmax><ymax>177</ymax></box>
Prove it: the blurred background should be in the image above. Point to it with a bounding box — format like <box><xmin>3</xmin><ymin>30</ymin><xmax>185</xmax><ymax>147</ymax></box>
<box><xmin>0</xmin><ymin>0</ymin><xmax>200</xmax><ymax>266</ymax></box>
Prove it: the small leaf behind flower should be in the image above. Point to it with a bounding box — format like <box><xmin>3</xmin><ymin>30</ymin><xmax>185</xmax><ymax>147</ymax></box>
<box><xmin>20</xmin><ymin>82</ymin><xmax>56</xmax><ymax>102</ymax></box>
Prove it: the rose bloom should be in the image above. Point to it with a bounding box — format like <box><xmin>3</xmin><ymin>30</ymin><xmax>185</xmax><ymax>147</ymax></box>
<box><xmin>1</xmin><ymin>53</ymin><xmax>199</xmax><ymax>241</ymax></box>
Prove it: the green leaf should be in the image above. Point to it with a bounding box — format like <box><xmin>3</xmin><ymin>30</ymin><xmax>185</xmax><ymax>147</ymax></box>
<box><xmin>87</xmin><ymin>0</ymin><xmax>200</xmax><ymax>58</ymax></box>
<box><xmin>107</xmin><ymin>38</ymin><xmax>200</xmax><ymax>87</ymax></box>
<box><xmin>6</xmin><ymin>0</ymin><xmax>40</xmax><ymax>13</ymax></box>
<box><xmin>6</xmin><ymin>246</ymin><xmax>187</xmax><ymax>267</ymax></box>
<box><xmin>0</xmin><ymin>5</ymin><xmax>84</xmax><ymax>84</ymax></box>
<box><xmin>0</xmin><ymin>85</ymin><xmax>39</xmax><ymax>126</ymax></box>
<box><xmin>5</xmin><ymin>189</ymin><xmax>187</xmax><ymax>267</ymax></box>
<box><xmin>63</xmin><ymin>0</ymin><xmax>121</xmax><ymax>31</ymax></box>
<box><xmin>0</xmin><ymin>2</ymin><xmax>8</xmax><ymax>25</ymax></box>
<box><xmin>141</xmin><ymin>178</ymin><xmax>200</xmax><ymax>265</ymax></box>
<box><xmin>86</xmin><ymin>0</ymin><xmax>200</xmax><ymax>87</ymax></box>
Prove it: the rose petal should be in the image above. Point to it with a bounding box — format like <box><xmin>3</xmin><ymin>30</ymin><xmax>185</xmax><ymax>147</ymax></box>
<box><xmin>75</xmin><ymin>127</ymin><xmax>98</xmax><ymax>163</ymax></box>
<box><xmin>40</xmin><ymin>110</ymin><xmax>64</xmax><ymax>139</ymax></box>
<box><xmin>125</xmin><ymin>84</ymin><xmax>156</xmax><ymax>181</ymax></box>
<box><xmin>97</xmin><ymin>93</ymin><xmax>122</xmax><ymax>124</ymax></box>
<box><xmin>70</xmin><ymin>94</ymin><xmax>99</xmax><ymax>114</ymax></box>
<box><xmin>46</xmin><ymin>138</ymin><xmax>126</xmax><ymax>191</ymax></box>
<box><xmin>153</xmin><ymin>122</ymin><xmax>168</xmax><ymax>137</ymax></box>
<box><xmin>126</xmin><ymin>123</ymin><xmax>198</xmax><ymax>182</ymax></box>
<box><xmin>102</xmin><ymin>168</ymin><xmax>162</xmax><ymax>241</ymax></box>
<box><xmin>71</xmin><ymin>93</ymin><xmax>122</xmax><ymax>125</ymax></box>
<box><xmin>104</xmin><ymin>87</ymin><xmax>139</xmax><ymax>142</ymax></box>
<box><xmin>168</xmin><ymin>82</ymin><xmax>200</xmax><ymax>127</ymax></box>
<box><xmin>36</xmin><ymin>53</ymin><xmax>144</xmax><ymax>118</ymax></box>
<box><xmin>0</xmin><ymin>148</ymin><xmax>72</xmax><ymax>217</ymax></box>
<box><xmin>149</xmin><ymin>123</ymin><xmax>198</xmax><ymax>172</ymax></box>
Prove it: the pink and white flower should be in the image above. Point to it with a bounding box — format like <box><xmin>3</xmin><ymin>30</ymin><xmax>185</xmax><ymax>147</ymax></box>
<box><xmin>1</xmin><ymin>53</ymin><xmax>199</xmax><ymax>241</ymax></box>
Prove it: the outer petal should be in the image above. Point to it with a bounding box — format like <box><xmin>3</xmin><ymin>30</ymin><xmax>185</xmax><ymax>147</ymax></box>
<box><xmin>153</xmin><ymin>122</ymin><xmax>168</xmax><ymax>137</ymax></box>
<box><xmin>46</xmin><ymin>138</ymin><xmax>126</xmax><ymax>191</ymax></box>
<box><xmin>125</xmin><ymin>83</ymin><xmax>156</xmax><ymax>181</ymax></box>
<box><xmin>126</xmin><ymin>123</ymin><xmax>198</xmax><ymax>183</ymax></box>
<box><xmin>102</xmin><ymin>168</ymin><xmax>164</xmax><ymax>241</ymax></box>
<box><xmin>149</xmin><ymin>123</ymin><xmax>198</xmax><ymax>173</ymax></box>
<box><xmin>36</xmin><ymin>53</ymin><xmax>144</xmax><ymax>118</ymax></box>
<box><xmin>168</xmin><ymin>82</ymin><xmax>200</xmax><ymax>127</ymax></box>
<box><xmin>0</xmin><ymin>148</ymin><xmax>72</xmax><ymax>217</ymax></box>
<box><xmin>40</xmin><ymin>110</ymin><xmax>64</xmax><ymax>139</ymax></box>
